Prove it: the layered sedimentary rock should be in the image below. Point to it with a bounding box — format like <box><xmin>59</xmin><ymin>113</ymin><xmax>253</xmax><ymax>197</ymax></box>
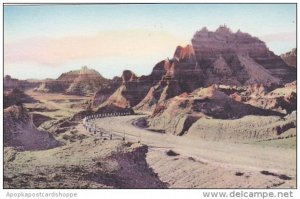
<box><xmin>91</xmin><ymin>26</ymin><xmax>296</xmax><ymax>116</ymax></box>
<box><xmin>98</xmin><ymin>70</ymin><xmax>150</xmax><ymax>109</ymax></box>
<box><xmin>136</xmin><ymin>26</ymin><xmax>297</xmax><ymax>111</ymax></box>
<box><xmin>90</xmin><ymin>59</ymin><xmax>172</xmax><ymax>112</ymax></box>
<box><xmin>91</xmin><ymin>76</ymin><xmax>122</xmax><ymax>107</ymax></box>
<box><xmin>192</xmin><ymin>26</ymin><xmax>267</xmax><ymax>61</ymax></box>
<box><xmin>95</xmin><ymin>58</ymin><xmax>183</xmax><ymax>111</ymax></box>
<box><xmin>148</xmin><ymin>85</ymin><xmax>282</xmax><ymax>135</ymax></box>
<box><xmin>148</xmin><ymin>80</ymin><xmax>297</xmax><ymax>136</ymax></box>
<box><xmin>135</xmin><ymin>45</ymin><xmax>203</xmax><ymax>111</ymax></box>
<box><xmin>230</xmin><ymin>82</ymin><xmax>297</xmax><ymax>114</ymax></box>
<box><xmin>281</xmin><ymin>48</ymin><xmax>297</xmax><ymax>67</ymax></box>
<box><xmin>4</xmin><ymin>105</ymin><xmax>60</xmax><ymax>151</ymax></box>
<box><xmin>192</xmin><ymin>26</ymin><xmax>296</xmax><ymax>85</ymax></box>
<box><xmin>36</xmin><ymin>66</ymin><xmax>109</xmax><ymax>96</ymax></box>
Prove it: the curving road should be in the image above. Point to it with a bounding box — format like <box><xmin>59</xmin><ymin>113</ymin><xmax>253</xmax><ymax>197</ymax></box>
<box><xmin>92</xmin><ymin>114</ymin><xmax>296</xmax><ymax>177</ymax></box>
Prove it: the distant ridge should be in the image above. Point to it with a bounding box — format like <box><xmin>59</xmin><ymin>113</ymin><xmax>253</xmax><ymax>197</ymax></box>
<box><xmin>36</xmin><ymin>66</ymin><xmax>110</xmax><ymax>96</ymax></box>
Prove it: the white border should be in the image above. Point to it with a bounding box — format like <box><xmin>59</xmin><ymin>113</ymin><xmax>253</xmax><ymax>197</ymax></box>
<box><xmin>0</xmin><ymin>1</ymin><xmax>298</xmax><ymax>199</ymax></box>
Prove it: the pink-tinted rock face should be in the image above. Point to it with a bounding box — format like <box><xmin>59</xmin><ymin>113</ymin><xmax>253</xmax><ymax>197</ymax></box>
<box><xmin>94</xmin><ymin>26</ymin><xmax>296</xmax><ymax>113</ymax></box>
<box><xmin>98</xmin><ymin>46</ymin><xmax>204</xmax><ymax>111</ymax></box>
<box><xmin>92</xmin><ymin>61</ymin><xmax>168</xmax><ymax>111</ymax></box>
<box><xmin>91</xmin><ymin>76</ymin><xmax>122</xmax><ymax>107</ymax></box>
<box><xmin>137</xmin><ymin>24</ymin><xmax>297</xmax><ymax>111</ymax></box>
<box><xmin>135</xmin><ymin>45</ymin><xmax>204</xmax><ymax>111</ymax></box>
<box><xmin>192</xmin><ymin>26</ymin><xmax>268</xmax><ymax>60</ymax></box>
<box><xmin>173</xmin><ymin>44</ymin><xmax>196</xmax><ymax>63</ymax></box>
<box><xmin>192</xmin><ymin>26</ymin><xmax>296</xmax><ymax>85</ymax></box>
<box><xmin>97</xmin><ymin>70</ymin><xmax>151</xmax><ymax>109</ymax></box>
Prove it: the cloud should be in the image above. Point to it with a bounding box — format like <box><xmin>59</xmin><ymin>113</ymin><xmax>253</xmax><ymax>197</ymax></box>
<box><xmin>4</xmin><ymin>30</ymin><xmax>185</xmax><ymax>66</ymax></box>
<box><xmin>258</xmin><ymin>32</ymin><xmax>296</xmax><ymax>43</ymax></box>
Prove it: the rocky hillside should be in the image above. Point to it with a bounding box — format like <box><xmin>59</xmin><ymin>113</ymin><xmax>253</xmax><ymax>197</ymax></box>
<box><xmin>36</xmin><ymin>66</ymin><xmax>109</xmax><ymax>96</ymax></box>
<box><xmin>192</xmin><ymin>26</ymin><xmax>296</xmax><ymax>85</ymax></box>
<box><xmin>96</xmin><ymin>70</ymin><xmax>150</xmax><ymax>109</ymax></box>
<box><xmin>230</xmin><ymin>81</ymin><xmax>296</xmax><ymax>114</ymax></box>
<box><xmin>135</xmin><ymin>26</ymin><xmax>296</xmax><ymax>112</ymax></box>
<box><xmin>4</xmin><ymin>105</ymin><xmax>61</xmax><ymax>151</ymax></box>
<box><xmin>147</xmin><ymin>81</ymin><xmax>296</xmax><ymax>136</ymax></box>
<box><xmin>281</xmin><ymin>48</ymin><xmax>296</xmax><ymax>67</ymax></box>
<box><xmin>91</xmin><ymin>76</ymin><xmax>122</xmax><ymax>107</ymax></box>
<box><xmin>134</xmin><ymin>45</ymin><xmax>203</xmax><ymax>111</ymax></box>
<box><xmin>91</xmin><ymin>59</ymin><xmax>172</xmax><ymax>111</ymax></box>
<box><xmin>147</xmin><ymin>85</ymin><xmax>286</xmax><ymax>135</ymax></box>
<box><xmin>70</xmin><ymin>26</ymin><xmax>296</xmax><ymax>116</ymax></box>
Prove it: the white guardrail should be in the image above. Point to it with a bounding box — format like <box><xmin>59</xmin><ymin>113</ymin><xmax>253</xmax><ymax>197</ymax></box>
<box><xmin>82</xmin><ymin>112</ymin><xmax>135</xmax><ymax>141</ymax></box>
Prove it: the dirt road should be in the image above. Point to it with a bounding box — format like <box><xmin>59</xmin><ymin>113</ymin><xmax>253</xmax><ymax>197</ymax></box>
<box><xmin>92</xmin><ymin>115</ymin><xmax>296</xmax><ymax>188</ymax></box>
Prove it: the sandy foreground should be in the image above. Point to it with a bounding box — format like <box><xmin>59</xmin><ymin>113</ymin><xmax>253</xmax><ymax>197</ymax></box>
<box><xmin>4</xmin><ymin>90</ymin><xmax>296</xmax><ymax>188</ymax></box>
<box><xmin>92</xmin><ymin>115</ymin><xmax>296</xmax><ymax>188</ymax></box>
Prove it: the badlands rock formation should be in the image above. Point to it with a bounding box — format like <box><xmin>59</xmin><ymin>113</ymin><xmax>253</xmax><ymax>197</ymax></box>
<box><xmin>148</xmin><ymin>81</ymin><xmax>296</xmax><ymax>137</ymax></box>
<box><xmin>4</xmin><ymin>105</ymin><xmax>60</xmax><ymax>151</ymax></box>
<box><xmin>192</xmin><ymin>26</ymin><xmax>296</xmax><ymax>85</ymax></box>
<box><xmin>135</xmin><ymin>45</ymin><xmax>203</xmax><ymax>111</ymax></box>
<box><xmin>78</xmin><ymin>26</ymin><xmax>296</xmax><ymax>114</ymax></box>
<box><xmin>136</xmin><ymin>26</ymin><xmax>296</xmax><ymax>112</ymax></box>
<box><xmin>143</xmin><ymin>26</ymin><xmax>297</xmax><ymax>137</ymax></box>
<box><xmin>91</xmin><ymin>76</ymin><xmax>122</xmax><ymax>107</ymax></box>
<box><xmin>98</xmin><ymin>70</ymin><xmax>148</xmax><ymax>109</ymax></box>
<box><xmin>148</xmin><ymin>85</ymin><xmax>283</xmax><ymax>135</ymax></box>
<box><xmin>281</xmin><ymin>48</ymin><xmax>297</xmax><ymax>67</ymax></box>
<box><xmin>230</xmin><ymin>82</ymin><xmax>296</xmax><ymax>114</ymax></box>
<box><xmin>95</xmin><ymin>44</ymin><xmax>203</xmax><ymax>112</ymax></box>
<box><xmin>36</xmin><ymin>66</ymin><xmax>109</xmax><ymax>96</ymax></box>
<box><xmin>96</xmin><ymin>59</ymin><xmax>182</xmax><ymax>110</ymax></box>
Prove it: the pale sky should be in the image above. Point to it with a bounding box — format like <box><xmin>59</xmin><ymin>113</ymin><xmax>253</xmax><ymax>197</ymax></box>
<box><xmin>4</xmin><ymin>4</ymin><xmax>296</xmax><ymax>80</ymax></box>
